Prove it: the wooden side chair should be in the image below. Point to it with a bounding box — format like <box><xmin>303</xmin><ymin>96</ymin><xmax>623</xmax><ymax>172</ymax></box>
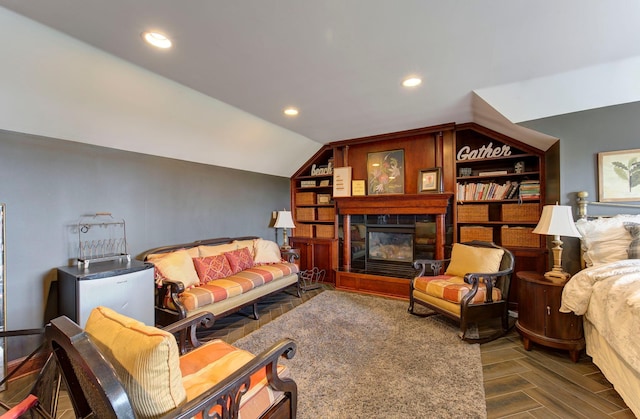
<box><xmin>408</xmin><ymin>241</ymin><xmax>514</xmax><ymax>343</ymax></box>
<box><xmin>29</xmin><ymin>308</ymin><xmax>297</xmax><ymax>419</ymax></box>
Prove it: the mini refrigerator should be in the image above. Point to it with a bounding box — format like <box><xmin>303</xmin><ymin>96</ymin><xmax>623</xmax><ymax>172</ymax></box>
<box><xmin>57</xmin><ymin>259</ymin><xmax>154</xmax><ymax>328</ymax></box>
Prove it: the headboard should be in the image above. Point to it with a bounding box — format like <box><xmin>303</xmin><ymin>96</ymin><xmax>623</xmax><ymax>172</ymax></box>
<box><xmin>576</xmin><ymin>191</ymin><xmax>640</xmax><ymax>219</ymax></box>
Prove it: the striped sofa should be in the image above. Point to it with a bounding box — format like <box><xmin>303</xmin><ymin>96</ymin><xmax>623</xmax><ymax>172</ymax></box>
<box><xmin>140</xmin><ymin>236</ymin><xmax>300</xmax><ymax>326</ymax></box>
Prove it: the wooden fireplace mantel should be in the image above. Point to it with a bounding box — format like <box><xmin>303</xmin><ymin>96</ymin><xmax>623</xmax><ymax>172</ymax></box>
<box><xmin>335</xmin><ymin>193</ymin><xmax>453</xmax><ymax>270</ymax></box>
<box><xmin>334</xmin><ymin>193</ymin><xmax>452</xmax><ymax>215</ymax></box>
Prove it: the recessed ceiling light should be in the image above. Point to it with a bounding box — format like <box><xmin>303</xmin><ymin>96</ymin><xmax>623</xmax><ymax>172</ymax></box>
<box><xmin>402</xmin><ymin>77</ymin><xmax>422</xmax><ymax>87</ymax></box>
<box><xmin>284</xmin><ymin>107</ymin><xmax>299</xmax><ymax>116</ymax></box>
<box><xmin>142</xmin><ymin>31</ymin><xmax>172</xmax><ymax>49</ymax></box>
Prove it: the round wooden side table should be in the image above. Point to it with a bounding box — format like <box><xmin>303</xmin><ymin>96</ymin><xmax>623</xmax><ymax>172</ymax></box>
<box><xmin>515</xmin><ymin>271</ymin><xmax>585</xmax><ymax>362</ymax></box>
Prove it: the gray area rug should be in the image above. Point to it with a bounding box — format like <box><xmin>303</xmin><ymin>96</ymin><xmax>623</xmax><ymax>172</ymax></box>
<box><xmin>232</xmin><ymin>290</ymin><xmax>487</xmax><ymax>418</ymax></box>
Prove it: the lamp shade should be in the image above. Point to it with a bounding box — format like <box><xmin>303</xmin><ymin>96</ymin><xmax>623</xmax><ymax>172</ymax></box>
<box><xmin>273</xmin><ymin>210</ymin><xmax>296</xmax><ymax>229</ymax></box>
<box><xmin>532</xmin><ymin>205</ymin><xmax>581</xmax><ymax>238</ymax></box>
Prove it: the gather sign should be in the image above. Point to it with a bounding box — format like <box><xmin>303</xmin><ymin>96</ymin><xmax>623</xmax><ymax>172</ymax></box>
<box><xmin>456</xmin><ymin>142</ymin><xmax>512</xmax><ymax>161</ymax></box>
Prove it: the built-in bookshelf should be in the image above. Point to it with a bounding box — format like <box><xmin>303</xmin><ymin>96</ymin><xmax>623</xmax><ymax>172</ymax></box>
<box><xmin>454</xmin><ymin>123</ymin><xmax>547</xmax><ymax>288</ymax></box>
<box><xmin>290</xmin><ymin>146</ymin><xmax>339</xmax><ymax>283</ymax></box>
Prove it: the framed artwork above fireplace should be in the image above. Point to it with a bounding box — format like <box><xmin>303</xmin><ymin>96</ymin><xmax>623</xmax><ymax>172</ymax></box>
<box><xmin>367</xmin><ymin>149</ymin><xmax>404</xmax><ymax>195</ymax></box>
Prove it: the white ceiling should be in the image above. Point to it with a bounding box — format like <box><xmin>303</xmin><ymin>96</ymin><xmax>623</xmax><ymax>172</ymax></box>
<box><xmin>1</xmin><ymin>1</ymin><xmax>640</xmax><ymax>176</ymax></box>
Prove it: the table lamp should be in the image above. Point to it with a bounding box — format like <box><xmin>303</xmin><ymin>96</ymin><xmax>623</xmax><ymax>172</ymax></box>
<box><xmin>274</xmin><ymin>210</ymin><xmax>296</xmax><ymax>250</ymax></box>
<box><xmin>532</xmin><ymin>204</ymin><xmax>581</xmax><ymax>283</ymax></box>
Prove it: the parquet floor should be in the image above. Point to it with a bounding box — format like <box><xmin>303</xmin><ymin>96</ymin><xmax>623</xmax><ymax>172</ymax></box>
<box><xmin>0</xmin><ymin>285</ymin><xmax>635</xmax><ymax>418</ymax></box>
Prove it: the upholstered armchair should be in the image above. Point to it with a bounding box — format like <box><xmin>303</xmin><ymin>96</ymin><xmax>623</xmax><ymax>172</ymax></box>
<box><xmin>408</xmin><ymin>241</ymin><xmax>514</xmax><ymax>343</ymax></box>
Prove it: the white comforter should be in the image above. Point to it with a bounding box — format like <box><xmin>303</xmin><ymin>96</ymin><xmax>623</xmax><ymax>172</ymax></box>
<box><xmin>560</xmin><ymin>259</ymin><xmax>640</xmax><ymax>373</ymax></box>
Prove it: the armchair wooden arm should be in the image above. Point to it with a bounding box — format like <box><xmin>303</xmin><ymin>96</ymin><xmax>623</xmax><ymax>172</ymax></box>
<box><xmin>163</xmin><ymin>311</ymin><xmax>215</xmax><ymax>354</ymax></box>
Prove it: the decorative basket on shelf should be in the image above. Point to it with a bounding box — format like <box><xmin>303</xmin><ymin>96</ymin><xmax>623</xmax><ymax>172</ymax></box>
<box><xmin>501</xmin><ymin>226</ymin><xmax>539</xmax><ymax>247</ymax></box>
<box><xmin>501</xmin><ymin>203</ymin><xmax>540</xmax><ymax>222</ymax></box>
<box><xmin>459</xmin><ymin>226</ymin><xmax>493</xmax><ymax>243</ymax></box>
<box><xmin>457</xmin><ymin>205</ymin><xmax>489</xmax><ymax>222</ymax></box>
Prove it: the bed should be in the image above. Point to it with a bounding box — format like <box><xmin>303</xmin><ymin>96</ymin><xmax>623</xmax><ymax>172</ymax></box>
<box><xmin>559</xmin><ymin>192</ymin><xmax>640</xmax><ymax>417</ymax></box>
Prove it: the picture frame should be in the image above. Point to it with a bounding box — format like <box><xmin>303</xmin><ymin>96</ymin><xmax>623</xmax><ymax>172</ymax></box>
<box><xmin>333</xmin><ymin>166</ymin><xmax>352</xmax><ymax>197</ymax></box>
<box><xmin>367</xmin><ymin>149</ymin><xmax>404</xmax><ymax>195</ymax></box>
<box><xmin>418</xmin><ymin>167</ymin><xmax>442</xmax><ymax>193</ymax></box>
<box><xmin>352</xmin><ymin>180</ymin><xmax>366</xmax><ymax>196</ymax></box>
<box><xmin>598</xmin><ymin>148</ymin><xmax>640</xmax><ymax>202</ymax></box>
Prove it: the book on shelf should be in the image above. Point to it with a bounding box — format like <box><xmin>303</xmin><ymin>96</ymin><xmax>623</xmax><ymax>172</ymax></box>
<box><xmin>506</xmin><ymin>182</ymin><xmax>519</xmax><ymax>199</ymax></box>
<box><xmin>457</xmin><ymin>180</ymin><xmax>524</xmax><ymax>201</ymax></box>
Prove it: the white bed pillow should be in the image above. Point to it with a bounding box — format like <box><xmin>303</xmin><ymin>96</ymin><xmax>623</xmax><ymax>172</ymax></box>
<box><xmin>576</xmin><ymin>215</ymin><xmax>640</xmax><ymax>266</ymax></box>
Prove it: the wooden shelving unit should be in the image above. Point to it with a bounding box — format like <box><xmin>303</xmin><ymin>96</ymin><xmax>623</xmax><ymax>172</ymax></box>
<box><xmin>290</xmin><ymin>146</ymin><xmax>339</xmax><ymax>283</ymax></box>
<box><xmin>455</xmin><ymin>123</ymin><xmax>547</xmax><ymax>308</ymax></box>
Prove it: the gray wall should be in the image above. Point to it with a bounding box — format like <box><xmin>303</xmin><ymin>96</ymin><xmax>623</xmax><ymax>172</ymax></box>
<box><xmin>0</xmin><ymin>129</ymin><xmax>290</xmax><ymax>357</ymax></box>
<box><xmin>522</xmin><ymin>101</ymin><xmax>640</xmax><ymax>274</ymax></box>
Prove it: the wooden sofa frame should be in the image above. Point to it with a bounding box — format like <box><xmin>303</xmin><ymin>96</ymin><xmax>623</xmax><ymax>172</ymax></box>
<box><xmin>138</xmin><ymin>236</ymin><xmax>301</xmax><ymax>326</ymax></box>
<box><xmin>30</xmin><ymin>312</ymin><xmax>297</xmax><ymax>418</ymax></box>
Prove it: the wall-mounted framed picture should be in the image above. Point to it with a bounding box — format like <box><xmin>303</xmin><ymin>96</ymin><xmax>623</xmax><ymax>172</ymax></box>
<box><xmin>352</xmin><ymin>180</ymin><xmax>366</xmax><ymax>196</ymax></box>
<box><xmin>367</xmin><ymin>149</ymin><xmax>404</xmax><ymax>195</ymax></box>
<box><xmin>598</xmin><ymin>148</ymin><xmax>640</xmax><ymax>202</ymax></box>
<box><xmin>418</xmin><ymin>167</ymin><xmax>442</xmax><ymax>193</ymax></box>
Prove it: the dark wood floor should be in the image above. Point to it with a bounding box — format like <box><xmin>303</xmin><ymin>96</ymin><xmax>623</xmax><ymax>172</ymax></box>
<box><xmin>0</xmin><ymin>285</ymin><xmax>635</xmax><ymax>418</ymax></box>
<box><xmin>482</xmin><ymin>329</ymin><xmax>634</xmax><ymax>418</ymax></box>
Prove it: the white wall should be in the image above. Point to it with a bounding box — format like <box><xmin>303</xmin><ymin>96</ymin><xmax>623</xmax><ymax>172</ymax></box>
<box><xmin>0</xmin><ymin>7</ymin><xmax>321</xmax><ymax>178</ymax></box>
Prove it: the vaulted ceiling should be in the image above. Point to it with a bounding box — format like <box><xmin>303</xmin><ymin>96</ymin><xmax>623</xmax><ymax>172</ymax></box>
<box><xmin>1</xmin><ymin>1</ymin><xmax>640</xmax><ymax>177</ymax></box>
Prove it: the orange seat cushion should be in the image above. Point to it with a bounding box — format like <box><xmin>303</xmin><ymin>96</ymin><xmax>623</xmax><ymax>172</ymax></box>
<box><xmin>413</xmin><ymin>275</ymin><xmax>501</xmax><ymax>304</ymax></box>
<box><xmin>180</xmin><ymin>339</ymin><xmax>288</xmax><ymax>418</ymax></box>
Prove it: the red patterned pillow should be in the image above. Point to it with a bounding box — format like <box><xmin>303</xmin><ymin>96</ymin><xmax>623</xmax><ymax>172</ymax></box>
<box><xmin>193</xmin><ymin>255</ymin><xmax>233</xmax><ymax>284</ymax></box>
<box><xmin>224</xmin><ymin>247</ymin><xmax>254</xmax><ymax>274</ymax></box>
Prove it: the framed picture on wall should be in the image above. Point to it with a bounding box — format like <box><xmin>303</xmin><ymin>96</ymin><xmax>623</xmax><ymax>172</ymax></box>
<box><xmin>418</xmin><ymin>167</ymin><xmax>442</xmax><ymax>193</ymax></box>
<box><xmin>598</xmin><ymin>148</ymin><xmax>640</xmax><ymax>202</ymax></box>
<box><xmin>367</xmin><ymin>149</ymin><xmax>404</xmax><ymax>195</ymax></box>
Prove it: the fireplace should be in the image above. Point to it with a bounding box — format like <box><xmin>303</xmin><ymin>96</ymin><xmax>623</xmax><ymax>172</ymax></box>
<box><xmin>367</xmin><ymin>227</ymin><xmax>414</xmax><ymax>263</ymax></box>
<box><xmin>365</xmin><ymin>226</ymin><xmax>415</xmax><ymax>277</ymax></box>
<box><xmin>343</xmin><ymin>213</ymin><xmax>445</xmax><ymax>278</ymax></box>
<box><xmin>334</xmin><ymin>193</ymin><xmax>452</xmax><ymax>297</ymax></box>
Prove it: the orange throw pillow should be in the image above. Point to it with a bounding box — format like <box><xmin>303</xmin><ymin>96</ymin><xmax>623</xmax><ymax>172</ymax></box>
<box><xmin>225</xmin><ymin>247</ymin><xmax>254</xmax><ymax>274</ymax></box>
<box><xmin>193</xmin><ymin>255</ymin><xmax>233</xmax><ymax>284</ymax></box>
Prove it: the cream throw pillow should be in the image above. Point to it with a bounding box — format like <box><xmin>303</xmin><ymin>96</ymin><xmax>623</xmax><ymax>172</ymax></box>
<box><xmin>198</xmin><ymin>243</ymin><xmax>240</xmax><ymax>257</ymax></box>
<box><xmin>146</xmin><ymin>247</ymin><xmax>199</xmax><ymax>261</ymax></box>
<box><xmin>85</xmin><ymin>306</ymin><xmax>187</xmax><ymax>418</ymax></box>
<box><xmin>445</xmin><ymin>243</ymin><xmax>504</xmax><ymax>277</ymax></box>
<box><xmin>253</xmin><ymin>239</ymin><xmax>282</xmax><ymax>264</ymax></box>
<box><xmin>151</xmin><ymin>249</ymin><xmax>200</xmax><ymax>288</ymax></box>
